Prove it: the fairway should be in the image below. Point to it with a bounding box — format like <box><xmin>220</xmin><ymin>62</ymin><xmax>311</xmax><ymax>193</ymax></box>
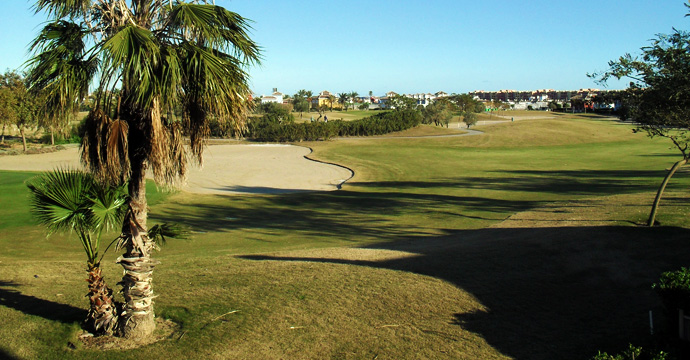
<box><xmin>2</xmin><ymin>115</ymin><xmax>690</xmax><ymax>359</ymax></box>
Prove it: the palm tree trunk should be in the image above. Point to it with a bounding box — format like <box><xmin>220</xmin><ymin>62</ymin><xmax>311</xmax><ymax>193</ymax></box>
<box><xmin>1</xmin><ymin>124</ymin><xmax>5</xmax><ymax>144</ymax></box>
<box><xmin>86</xmin><ymin>263</ymin><xmax>118</xmax><ymax>335</ymax></box>
<box><xmin>648</xmin><ymin>158</ymin><xmax>688</xmax><ymax>226</ymax></box>
<box><xmin>118</xmin><ymin>159</ymin><xmax>158</xmax><ymax>338</ymax></box>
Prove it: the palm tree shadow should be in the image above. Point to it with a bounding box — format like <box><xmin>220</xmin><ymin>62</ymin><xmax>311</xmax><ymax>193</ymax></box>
<box><xmin>0</xmin><ymin>281</ymin><xmax>85</xmax><ymax>324</ymax></box>
<box><xmin>0</xmin><ymin>348</ymin><xmax>20</xmax><ymax>360</ymax></box>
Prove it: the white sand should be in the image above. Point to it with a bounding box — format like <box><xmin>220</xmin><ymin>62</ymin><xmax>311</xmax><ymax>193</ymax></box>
<box><xmin>0</xmin><ymin>144</ymin><xmax>353</xmax><ymax>195</ymax></box>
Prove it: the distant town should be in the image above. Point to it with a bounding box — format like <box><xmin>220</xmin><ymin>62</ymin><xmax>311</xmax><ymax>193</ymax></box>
<box><xmin>257</xmin><ymin>88</ymin><xmax>623</xmax><ymax>113</ymax></box>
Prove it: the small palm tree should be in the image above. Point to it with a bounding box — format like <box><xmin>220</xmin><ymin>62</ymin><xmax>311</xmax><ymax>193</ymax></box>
<box><xmin>26</xmin><ymin>169</ymin><xmax>127</xmax><ymax>335</ymax></box>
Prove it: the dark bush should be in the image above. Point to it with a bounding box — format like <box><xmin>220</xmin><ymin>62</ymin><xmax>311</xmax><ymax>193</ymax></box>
<box><xmin>248</xmin><ymin>109</ymin><xmax>422</xmax><ymax>142</ymax></box>
<box><xmin>653</xmin><ymin>267</ymin><xmax>690</xmax><ymax>315</ymax></box>
<box><xmin>590</xmin><ymin>344</ymin><xmax>669</xmax><ymax>360</ymax></box>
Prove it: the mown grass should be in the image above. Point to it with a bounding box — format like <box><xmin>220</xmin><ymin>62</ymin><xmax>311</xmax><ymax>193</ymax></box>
<box><xmin>2</xmin><ymin>115</ymin><xmax>690</xmax><ymax>359</ymax></box>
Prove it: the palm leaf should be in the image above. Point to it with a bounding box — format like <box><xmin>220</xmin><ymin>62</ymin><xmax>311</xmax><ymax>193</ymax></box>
<box><xmin>26</xmin><ymin>168</ymin><xmax>128</xmax><ymax>262</ymax></box>
<box><xmin>26</xmin><ymin>169</ymin><xmax>95</xmax><ymax>233</ymax></box>
<box><xmin>33</xmin><ymin>0</ymin><xmax>91</xmax><ymax>19</ymax></box>
<box><xmin>102</xmin><ymin>25</ymin><xmax>161</xmax><ymax>108</ymax></box>
<box><xmin>166</xmin><ymin>3</ymin><xmax>261</xmax><ymax>63</ymax></box>
<box><xmin>89</xmin><ymin>183</ymin><xmax>127</xmax><ymax>233</ymax></box>
<box><xmin>25</xmin><ymin>20</ymin><xmax>97</xmax><ymax>120</ymax></box>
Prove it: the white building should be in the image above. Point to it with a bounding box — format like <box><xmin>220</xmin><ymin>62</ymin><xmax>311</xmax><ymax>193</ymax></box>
<box><xmin>261</xmin><ymin>88</ymin><xmax>284</xmax><ymax>104</ymax></box>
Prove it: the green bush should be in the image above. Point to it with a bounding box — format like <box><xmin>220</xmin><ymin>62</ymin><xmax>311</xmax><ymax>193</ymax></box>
<box><xmin>653</xmin><ymin>267</ymin><xmax>690</xmax><ymax>313</ymax></box>
<box><xmin>248</xmin><ymin>109</ymin><xmax>422</xmax><ymax>142</ymax></box>
<box><xmin>591</xmin><ymin>344</ymin><xmax>669</xmax><ymax>360</ymax></box>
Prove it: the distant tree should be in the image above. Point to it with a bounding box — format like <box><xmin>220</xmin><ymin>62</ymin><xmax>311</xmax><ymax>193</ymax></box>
<box><xmin>0</xmin><ymin>74</ymin><xmax>16</xmax><ymax>144</ymax></box>
<box><xmin>258</xmin><ymin>102</ymin><xmax>294</xmax><ymax>123</ymax></box>
<box><xmin>292</xmin><ymin>98</ymin><xmax>309</xmax><ymax>114</ymax></box>
<box><xmin>388</xmin><ymin>94</ymin><xmax>417</xmax><ymax>110</ymax></box>
<box><xmin>292</xmin><ymin>90</ymin><xmax>310</xmax><ymax>115</ymax></box>
<box><xmin>422</xmin><ymin>101</ymin><xmax>453</xmax><ymax>127</ymax></box>
<box><xmin>350</xmin><ymin>91</ymin><xmax>359</xmax><ymax>109</ymax></box>
<box><xmin>328</xmin><ymin>94</ymin><xmax>336</xmax><ymax>111</ymax></box>
<box><xmin>592</xmin><ymin>13</ymin><xmax>690</xmax><ymax>226</ymax></box>
<box><xmin>0</xmin><ymin>70</ymin><xmax>40</xmax><ymax>151</ymax></box>
<box><xmin>449</xmin><ymin>94</ymin><xmax>479</xmax><ymax>114</ymax></box>
<box><xmin>548</xmin><ymin>101</ymin><xmax>558</xmax><ymax>111</ymax></box>
<box><xmin>463</xmin><ymin>111</ymin><xmax>478</xmax><ymax>128</ymax></box>
<box><xmin>358</xmin><ymin>102</ymin><xmax>370</xmax><ymax>110</ymax></box>
<box><xmin>338</xmin><ymin>92</ymin><xmax>350</xmax><ymax>111</ymax></box>
<box><xmin>474</xmin><ymin>102</ymin><xmax>486</xmax><ymax>113</ymax></box>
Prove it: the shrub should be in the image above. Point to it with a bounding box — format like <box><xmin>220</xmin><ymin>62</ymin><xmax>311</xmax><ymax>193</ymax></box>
<box><xmin>248</xmin><ymin>109</ymin><xmax>422</xmax><ymax>142</ymax></box>
<box><xmin>591</xmin><ymin>344</ymin><xmax>669</xmax><ymax>360</ymax></box>
<box><xmin>653</xmin><ymin>267</ymin><xmax>690</xmax><ymax>314</ymax></box>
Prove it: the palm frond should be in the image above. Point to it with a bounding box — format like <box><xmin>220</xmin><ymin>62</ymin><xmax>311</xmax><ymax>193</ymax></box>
<box><xmin>33</xmin><ymin>0</ymin><xmax>91</xmax><ymax>19</ymax></box>
<box><xmin>102</xmin><ymin>25</ymin><xmax>161</xmax><ymax>108</ymax></box>
<box><xmin>26</xmin><ymin>169</ymin><xmax>95</xmax><ymax>233</ymax></box>
<box><xmin>104</xmin><ymin>118</ymin><xmax>130</xmax><ymax>183</ymax></box>
<box><xmin>148</xmin><ymin>222</ymin><xmax>191</xmax><ymax>246</ymax></box>
<box><xmin>89</xmin><ymin>182</ymin><xmax>127</xmax><ymax>233</ymax></box>
<box><xmin>166</xmin><ymin>3</ymin><xmax>261</xmax><ymax>63</ymax></box>
<box><xmin>26</xmin><ymin>20</ymin><xmax>97</xmax><ymax>121</ymax></box>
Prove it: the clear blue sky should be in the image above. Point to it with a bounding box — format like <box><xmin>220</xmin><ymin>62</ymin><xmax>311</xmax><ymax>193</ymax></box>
<box><xmin>1</xmin><ymin>1</ymin><xmax>688</xmax><ymax>97</ymax></box>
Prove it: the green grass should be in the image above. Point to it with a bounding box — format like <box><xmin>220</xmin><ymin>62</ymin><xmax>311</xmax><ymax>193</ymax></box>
<box><xmin>2</xmin><ymin>115</ymin><xmax>690</xmax><ymax>359</ymax></box>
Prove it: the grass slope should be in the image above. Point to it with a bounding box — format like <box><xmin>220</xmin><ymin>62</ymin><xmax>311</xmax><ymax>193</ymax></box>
<box><xmin>1</xmin><ymin>115</ymin><xmax>690</xmax><ymax>359</ymax></box>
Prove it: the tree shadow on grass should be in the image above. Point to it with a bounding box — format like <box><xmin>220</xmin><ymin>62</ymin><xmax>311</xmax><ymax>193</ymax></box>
<box><xmin>239</xmin><ymin>225</ymin><xmax>690</xmax><ymax>360</ymax></box>
<box><xmin>0</xmin><ymin>281</ymin><xmax>85</xmax><ymax>324</ymax></box>
<box><xmin>355</xmin><ymin>169</ymin><xmax>669</xmax><ymax>197</ymax></box>
<box><xmin>0</xmin><ymin>348</ymin><xmax>19</xmax><ymax>360</ymax></box>
<box><xmin>151</xmin><ymin>190</ymin><xmax>539</xmax><ymax>241</ymax></box>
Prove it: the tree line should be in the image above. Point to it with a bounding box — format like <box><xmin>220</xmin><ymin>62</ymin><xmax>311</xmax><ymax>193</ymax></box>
<box><xmin>249</xmin><ymin>107</ymin><xmax>422</xmax><ymax>142</ymax></box>
<box><xmin>0</xmin><ymin>70</ymin><xmax>72</xmax><ymax>150</ymax></box>
<box><xmin>244</xmin><ymin>93</ymin><xmax>486</xmax><ymax>142</ymax></box>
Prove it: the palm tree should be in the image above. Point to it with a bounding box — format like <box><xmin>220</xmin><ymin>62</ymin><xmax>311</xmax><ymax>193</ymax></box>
<box><xmin>27</xmin><ymin>1</ymin><xmax>260</xmax><ymax>338</ymax></box>
<box><xmin>328</xmin><ymin>94</ymin><xmax>336</xmax><ymax>111</ymax></box>
<box><xmin>338</xmin><ymin>92</ymin><xmax>349</xmax><ymax>111</ymax></box>
<box><xmin>26</xmin><ymin>169</ymin><xmax>127</xmax><ymax>335</ymax></box>
<box><xmin>350</xmin><ymin>91</ymin><xmax>358</xmax><ymax>102</ymax></box>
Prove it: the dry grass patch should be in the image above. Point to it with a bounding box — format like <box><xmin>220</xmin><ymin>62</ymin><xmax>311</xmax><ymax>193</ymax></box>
<box><xmin>378</xmin><ymin>124</ymin><xmax>467</xmax><ymax>138</ymax></box>
<box><xmin>163</xmin><ymin>253</ymin><xmax>504</xmax><ymax>360</ymax></box>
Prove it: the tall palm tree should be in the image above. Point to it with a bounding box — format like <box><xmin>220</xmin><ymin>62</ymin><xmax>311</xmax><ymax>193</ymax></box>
<box><xmin>328</xmin><ymin>94</ymin><xmax>336</xmax><ymax>111</ymax></box>
<box><xmin>338</xmin><ymin>92</ymin><xmax>349</xmax><ymax>111</ymax></box>
<box><xmin>27</xmin><ymin>169</ymin><xmax>127</xmax><ymax>335</ymax></box>
<box><xmin>27</xmin><ymin>0</ymin><xmax>260</xmax><ymax>338</ymax></box>
<box><xmin>350</xmin><ymin>91</ymin><xmax>359</xmax><ymax>109</ymax></box>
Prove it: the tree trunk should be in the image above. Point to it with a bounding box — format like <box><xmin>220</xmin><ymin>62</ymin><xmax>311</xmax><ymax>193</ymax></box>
<box><xmin>85</xmin><ymin>263</ymin><xmax>118</xmax><ymax>335</ymax></box>
<box><xmin>1</xmin><ymin>124</ymin><xmax>5</xmax><ymax>144</ymax></box>
<box><xmin>648</xmin><ymin>158</ymin><xmax>688</xmax><ymax>226</ymax></box>
<box><xmin>20</xmin><ymin>127</ymin><xmax>26</xmax><ymax>152</ymax></box>
<box><xmin>117</xmin><ymin>159</ymin><xmax>158</xmax><ymax>338</ymax></box>
<box><xmin>50</xmin><ymin>127</ymin><xmax>54</xmax><ymax>145</ymax></box>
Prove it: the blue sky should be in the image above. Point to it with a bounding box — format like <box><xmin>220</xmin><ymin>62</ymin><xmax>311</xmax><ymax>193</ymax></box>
<box><xmin>1</xmin><ymin>1</ymin><xmax>688</xmax><ymax>97</ymax></box>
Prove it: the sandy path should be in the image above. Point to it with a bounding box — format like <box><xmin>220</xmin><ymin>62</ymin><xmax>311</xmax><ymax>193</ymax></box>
<box><xmin>0</xmin><ymin>144</ymin><xmax>353</xmax><ymax>195</ymax></box>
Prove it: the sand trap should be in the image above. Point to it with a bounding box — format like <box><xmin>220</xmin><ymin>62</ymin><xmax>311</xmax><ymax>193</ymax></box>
<box><xmin>0</xmin><ymin>144</ymin><xmax>353</xmax><ymax>195</ymax></box>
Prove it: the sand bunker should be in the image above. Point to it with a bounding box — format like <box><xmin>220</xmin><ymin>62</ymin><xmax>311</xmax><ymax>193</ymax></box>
<box><xmin>0</xmin><ymin>144</ymin><xmax>353</xmax><ymax>195</ymax></box>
